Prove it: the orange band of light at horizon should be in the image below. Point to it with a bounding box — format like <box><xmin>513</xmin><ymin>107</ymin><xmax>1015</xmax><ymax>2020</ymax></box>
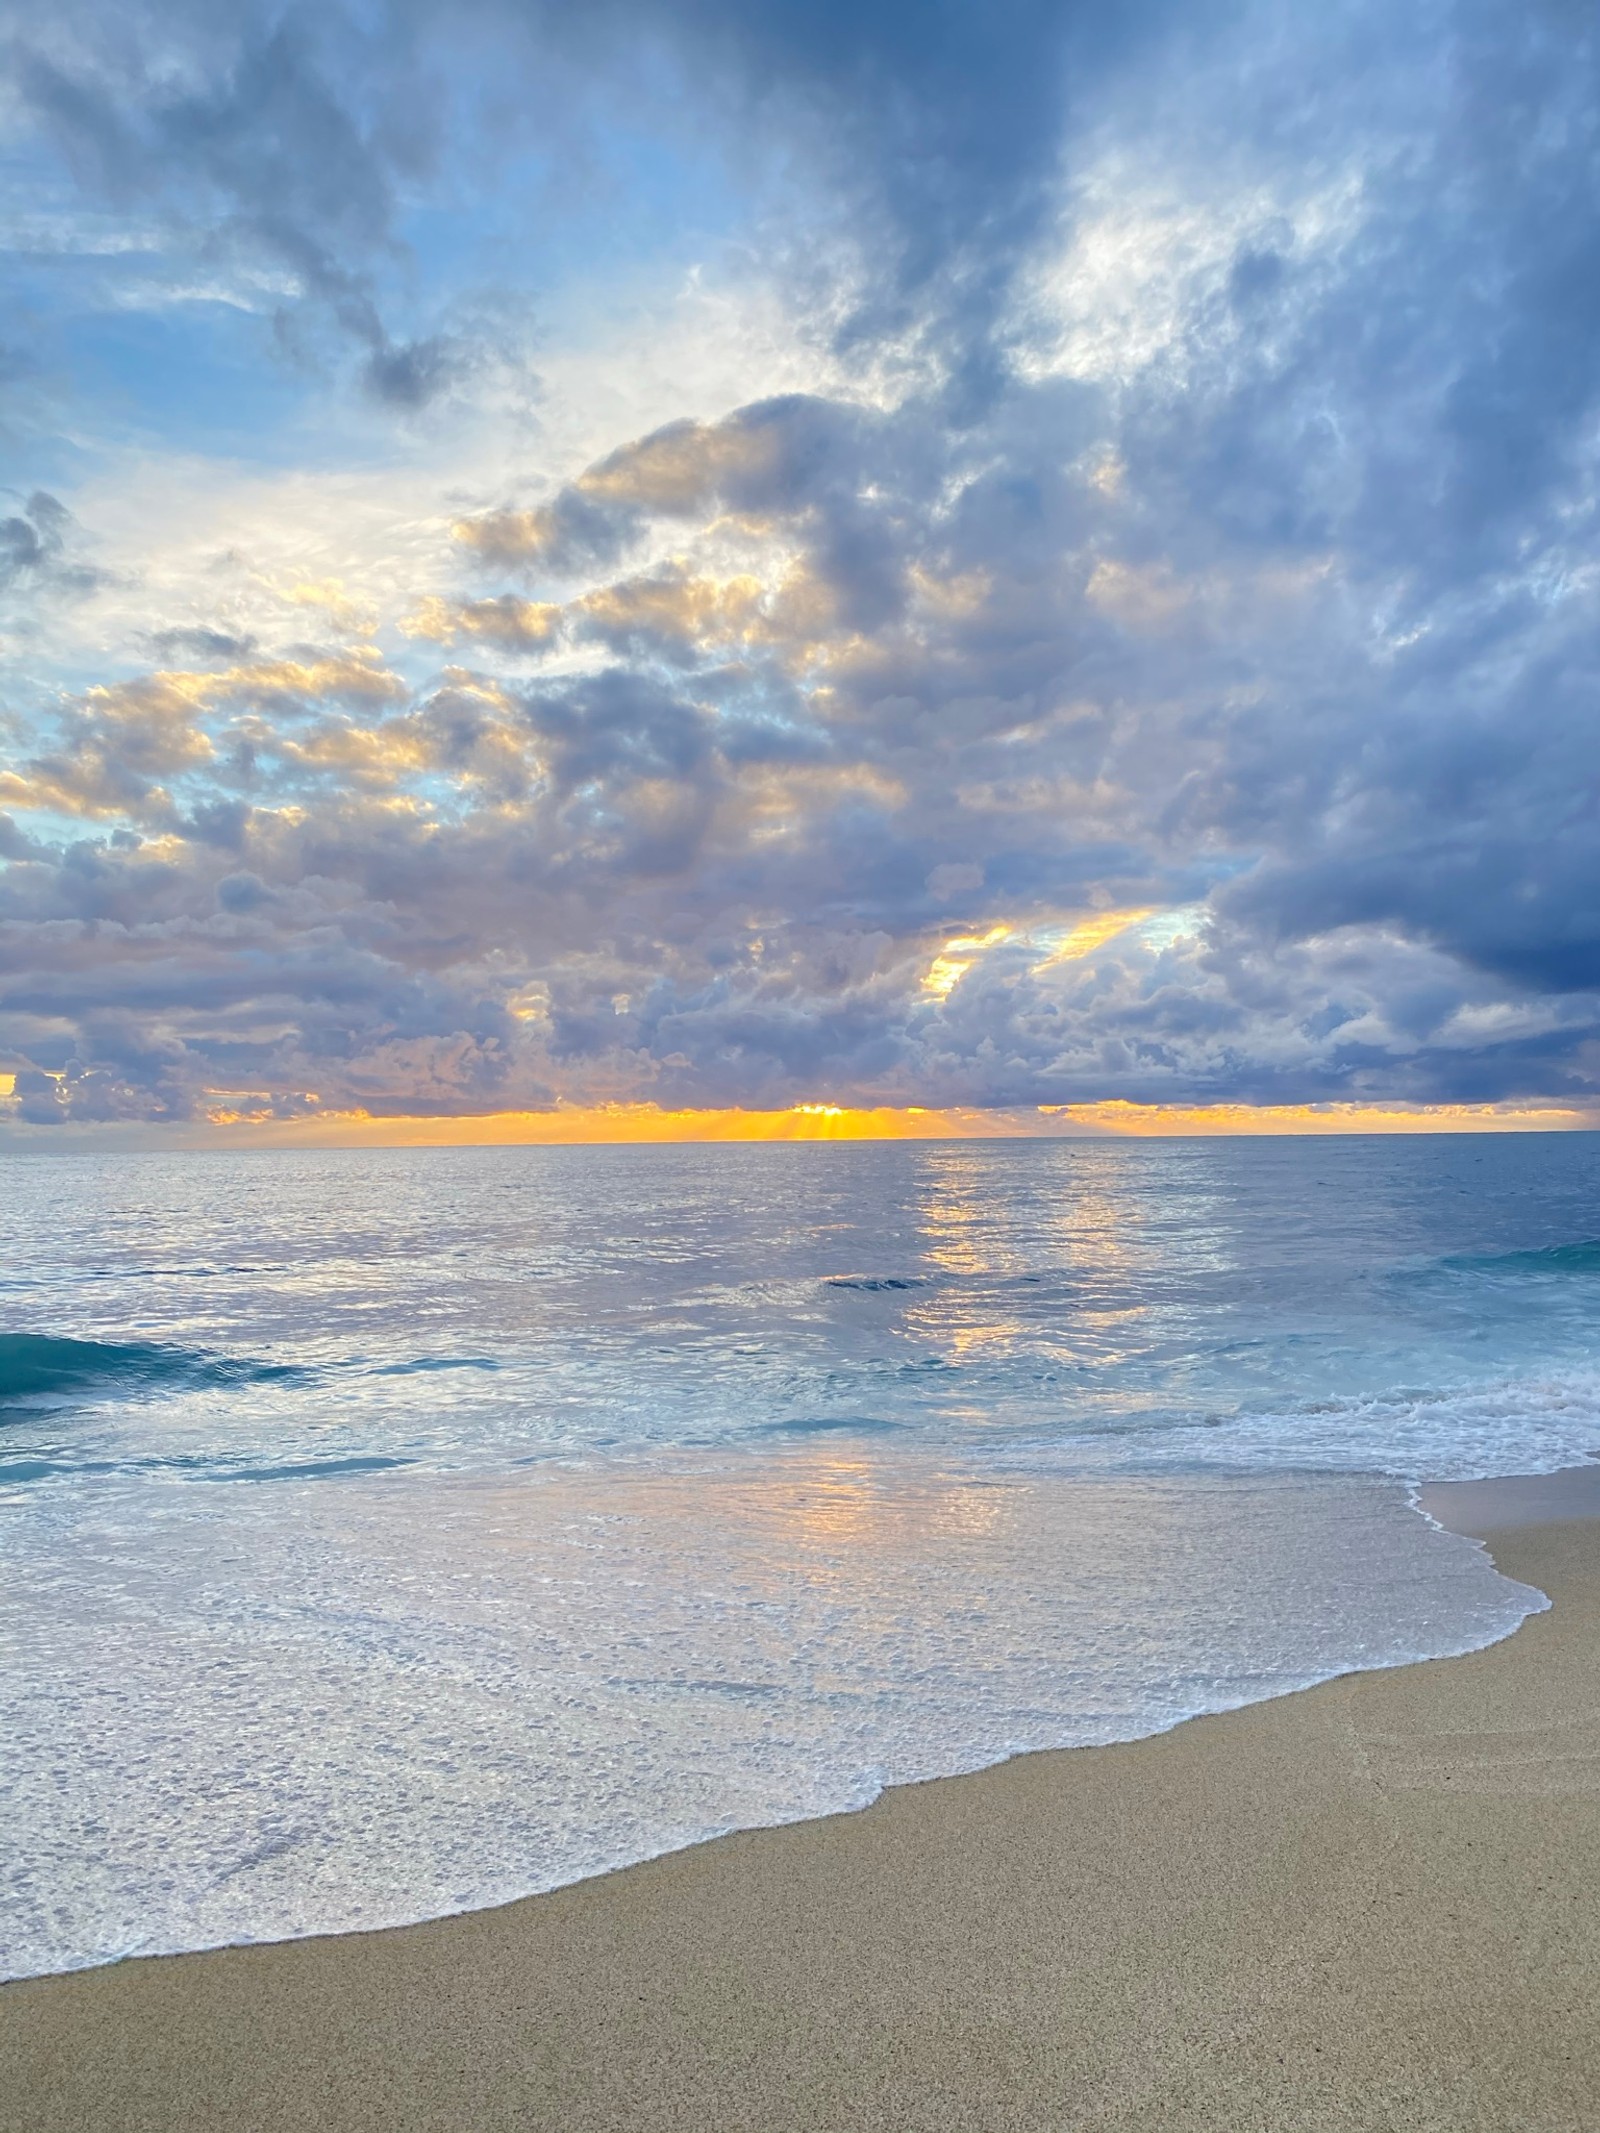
<box><xmin>170</xmin><ymin>1097</ymin><xmax>1597</xmax><ymax>1146</ymax></box>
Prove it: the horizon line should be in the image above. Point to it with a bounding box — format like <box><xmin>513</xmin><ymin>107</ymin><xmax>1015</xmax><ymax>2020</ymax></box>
<box><xmin>1</xmin><ymin>1096</ymin><xmax>1595</xmax><ymax>1150</ymax></box>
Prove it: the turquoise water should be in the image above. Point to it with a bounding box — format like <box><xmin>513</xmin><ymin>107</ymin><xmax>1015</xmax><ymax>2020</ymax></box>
<box><xmin>3</xmin><ymin>1134</ymin><xmax>1597</xmax><ymax>1976</ymax></box>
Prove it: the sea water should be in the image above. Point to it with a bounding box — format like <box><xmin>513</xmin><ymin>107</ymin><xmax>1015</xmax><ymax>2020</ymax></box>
<box><xmin>3</xmin><ymin>1133</ymin><xmax>1598</xmax><ymax>1978</ymax></box>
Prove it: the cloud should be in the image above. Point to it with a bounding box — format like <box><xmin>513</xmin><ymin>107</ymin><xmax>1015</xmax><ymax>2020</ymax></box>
<box><xmin>453</xmin><ymin>396</ymin><xmax>883</xmax><ymax>576</ymax></box>
<box><xmin>4</xmin><ymin>0</ymin><xmax>1600</xmax><ymax>1126</ymax></box>
<box><xmin>362</xmin><ymin>333</ymin><xmax>461</xmax><ymax>410</ymax></box>
<box><xmin>0</xmin><ymin>0</ymin><xmax>1167</xmax><ymax>414</ymax></box>
<box><xmin>6</xmin><ymin>11</ymin><xmax>426</xmax><ymax>385</ymax></box>
<box><xmin>0</xmin><ymin>491</ymin><xmax>102</xmax><ymax>600</ymax></box>
<box><xmin>145</xmin><ymin>625</ymin><xmax>260</xmax><ymax>663</ymax></box>
<box><xmin>403</xmin><ymin>595</ymin><xmax>562</xmax><ymax>652</ymax></box>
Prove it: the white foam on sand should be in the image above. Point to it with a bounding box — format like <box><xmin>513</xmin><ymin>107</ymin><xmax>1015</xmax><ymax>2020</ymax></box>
<box><xmin>0</xmin><ymin>1455</ymin><xmax>1542</xmax><ymax>1980</ymax></box>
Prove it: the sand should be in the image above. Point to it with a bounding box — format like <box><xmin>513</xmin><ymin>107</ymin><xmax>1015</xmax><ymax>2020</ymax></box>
<box><xmin>3</xmin><ymin>1476</ymin><xmax>1597</xmax><ymax>2132</ymax></box>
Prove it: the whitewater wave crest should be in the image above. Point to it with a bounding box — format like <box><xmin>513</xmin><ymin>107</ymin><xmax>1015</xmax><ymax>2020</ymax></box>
<box><xmin>1013</xmin><ymin>1365</ymin><xmax>1600</xmax><ymax>1483</ymax></box>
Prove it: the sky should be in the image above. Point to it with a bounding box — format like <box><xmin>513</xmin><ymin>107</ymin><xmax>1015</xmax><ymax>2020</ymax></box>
<box><xmin>1</xmin><ymin>0</ymin><xmax>1598</xmax><ymax>1141</ymax></box>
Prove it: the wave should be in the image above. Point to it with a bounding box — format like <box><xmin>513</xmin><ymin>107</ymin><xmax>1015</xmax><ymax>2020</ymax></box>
<box><xmin>1434</xmin><ymin>1239</ymin><xmax>1600</xmax><ymax>1276</ymax></box>
<box><xmin>1006</xmin><ymin>1363</ymin><xmax>1600</xmax><ymax>1484</ymax></box>
<box><xmin>0</xmin><ymin>1334</ymin><xmax>294</xmax><ymax>1409</ymax></box>
<box><xmin>366</xmin><ymin>1356</ymin><xmax>500</xmax><ymax>1378</ymax></box>
<box><xmin>222</xmin><ymin>1453</ymin><xmax>412</xmax><ymax>1483</ymax></box>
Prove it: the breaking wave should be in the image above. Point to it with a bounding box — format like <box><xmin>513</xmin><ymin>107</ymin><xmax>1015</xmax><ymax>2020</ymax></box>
<box><xmin>0</xmin><ymin>1334</ymin><xmax>294</xmax><ymax>1409</ymax></box>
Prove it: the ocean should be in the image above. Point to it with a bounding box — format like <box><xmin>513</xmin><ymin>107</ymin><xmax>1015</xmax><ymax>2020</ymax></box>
<box><xmin>3</xmin><ymin>1133</ymin><xmax>1598</xmax><ymax>1979</ymax></box>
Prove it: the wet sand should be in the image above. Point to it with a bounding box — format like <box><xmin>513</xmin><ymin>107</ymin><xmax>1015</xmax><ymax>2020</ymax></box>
<box><xmin>3</xmin><ymin>1473</ymin><xmax>1597</xmax><ymax>2132</ymax></box>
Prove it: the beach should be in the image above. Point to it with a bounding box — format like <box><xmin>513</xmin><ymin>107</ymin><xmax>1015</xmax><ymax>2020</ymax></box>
<box><xmin>4</xmin><ymin>0</ymin><xmax>1598</xmax><ymax>2106</ymax></box>
<box><xmin>2</xmin><ymin>1467</ymin><xmax>1595</xmax><ymax>2132</ymax></box>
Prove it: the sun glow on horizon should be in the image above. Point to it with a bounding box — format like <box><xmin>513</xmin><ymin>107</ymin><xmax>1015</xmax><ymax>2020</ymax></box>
<box><xmin>2</xmin><ymin>1094</ymin><xmax>1574</xmax><ymax>1149</ymax></box>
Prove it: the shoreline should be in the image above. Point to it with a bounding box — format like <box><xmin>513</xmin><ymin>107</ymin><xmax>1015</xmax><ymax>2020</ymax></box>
<box><xmin>3</xmin><ymin>1471</ymin><xmax>1598</xmax><ymax>2129</ymax></box>
<box><xmin>3</xmin><ymin>1462</ymin><xmax>1545</xmax><ymax>1987</ymax></box>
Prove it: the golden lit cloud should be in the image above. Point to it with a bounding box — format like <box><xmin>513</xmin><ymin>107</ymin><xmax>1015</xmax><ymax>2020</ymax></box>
<box><xmin>921</xmin><ymin>924</ymin><xmax>1013</xmax><ymax>998</ymax></box>
<box><xmin>737</xmin><ymin>759</ymin><xmax>908</xmax><ymax>841</ymax></box>
<box><xmin>449</xmin><ymin>417</ymin><xmax>787</xmax><ymax>568</ymax></box>
<box><xmin>149</xmin><ymin>647</ymin><xmax>406</xmax><ymax>713</ymax></box>
<box><xmin>1033</xmin><ymin>908</ymin><xmax>1157</xmax><ymax>968</ymax></box>
<box><xmin>577</xmin><ymin>417</ymin><xmax>783</xmax><ymax>511</ymax></box>
<box><xmin>1085</xmin><ymin>559</ymin><xmax>1192</xmax><ymax>632</ymax></box>
<box><xmin>917</xmin><ymin>908</ymin><xmax>1155</xmax><ymax>1000</ymax></box>
<box><xmin>279</xmin><ymin>578</ymin><xmax>378</xmax><ymax>636</ymax></box>
<box><xmin>572</xmin><ymin>569</ymin><xmax>769</xmax><ymax>654</ymax></box>
<box><xmin>401</xmin><ymin>594</ymin><xmax>563</xmax><ymax>650</ymax></box>
<box><xmin>908</xmin><ymin>563</ymin><xmax>993</xmax><ymax>619</ymax></box>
